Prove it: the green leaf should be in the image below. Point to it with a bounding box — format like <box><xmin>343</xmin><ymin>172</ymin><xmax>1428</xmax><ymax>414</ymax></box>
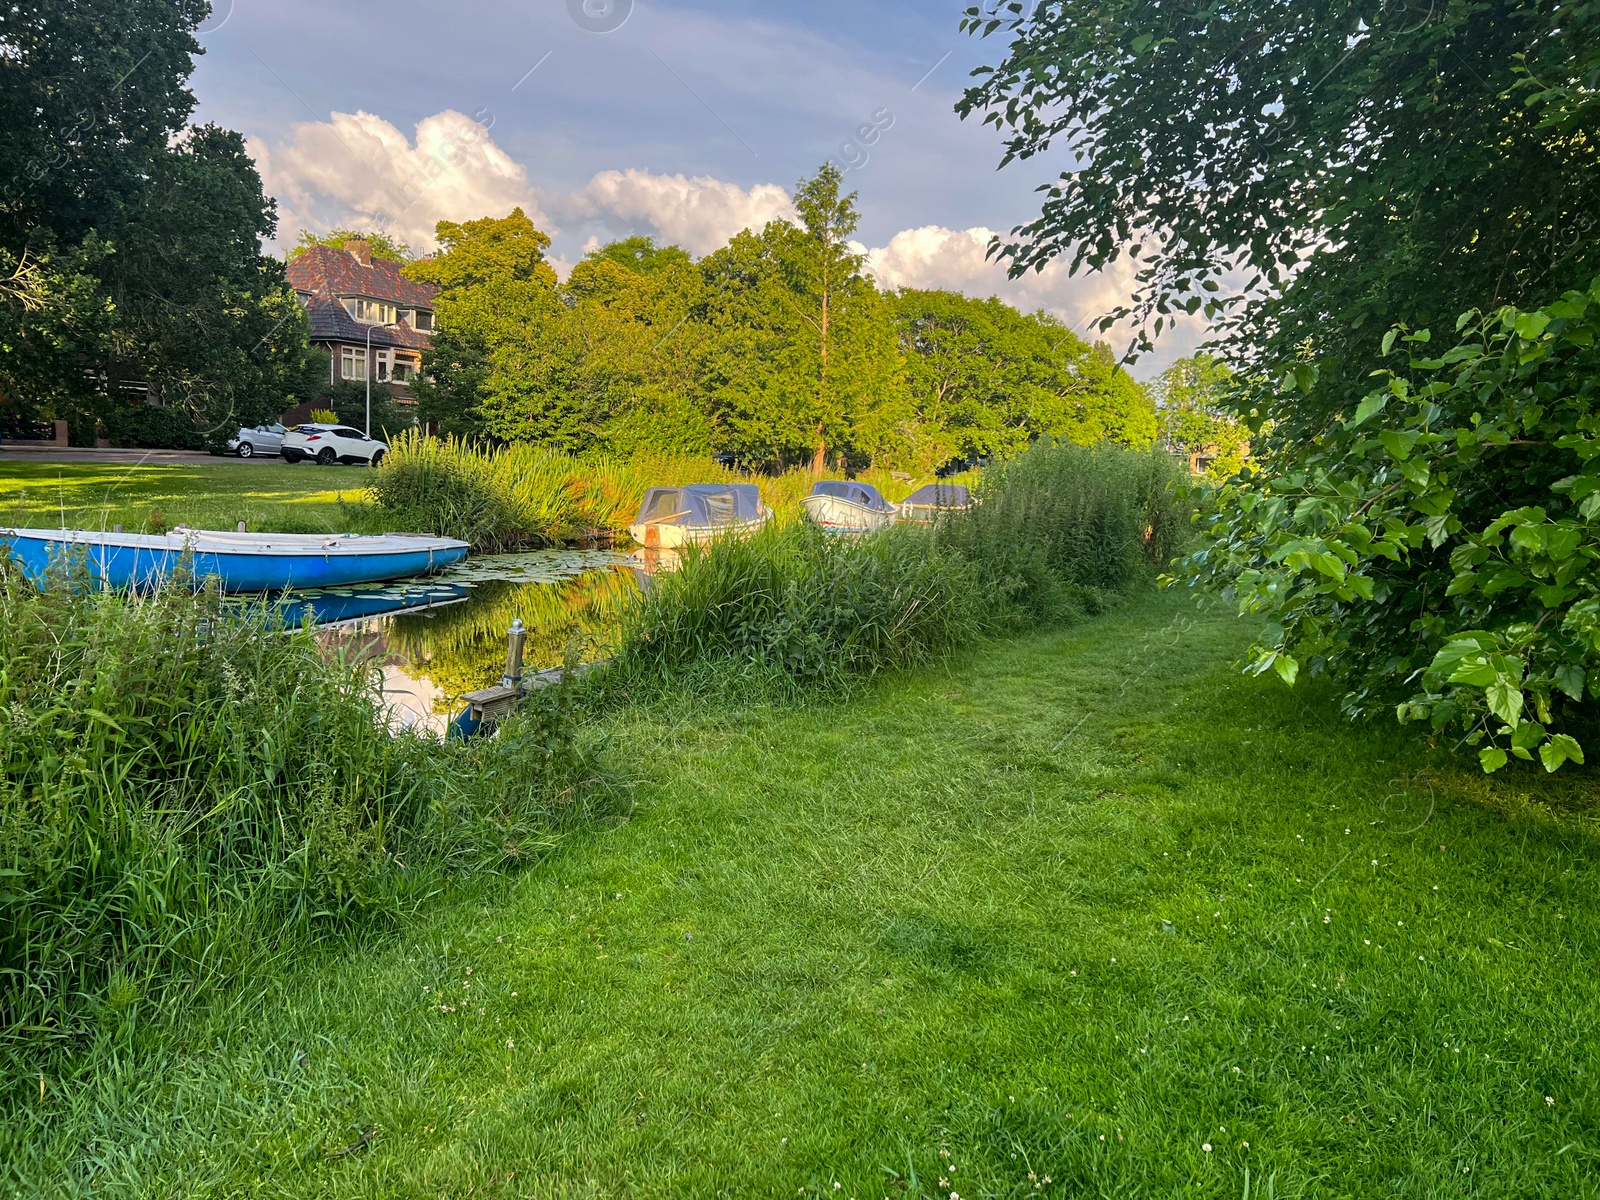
<box><xmin>1479</xmin><ymin>747</ymin><xmax>1508</xmax><ymax>773</ymax></box>
<box><xmin>1553</xmin><ymin>664</ymin><xmax>1586</xmax><ymax>701</ymax></box>
<box><xmin>1539</xmin><ymin>734</ymin><xmax>1585</xmax><ymax>772</ymax></box>
<box><xmin>1273</xmin><ymin>653</ymin><xmax>1300</xmax><ymax>686</ymax></box>
<box><xmin>1485</xmin><ymin>679</ymin><xmax>1525</xmax><ymax>726</ymax></box>
<box><xmin>1514</xmin><ymin>311</ymin><xmax>1552</xmax><ymax>340</ymax></box>
<box><xmin>1350</xmin><ymin>393</ymin><xmax>1389</xmax><ymax>427</ymax></box>
<box><xmin>1378</xmin><ymin>430</ymin><xmax>1419</xmax><ymax>460</ymax></box>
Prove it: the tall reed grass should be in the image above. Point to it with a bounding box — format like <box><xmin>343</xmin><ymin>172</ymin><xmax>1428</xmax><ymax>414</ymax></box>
<box><xmin>368</xmin><ymin>432</ymin><xmax>973</xmax><ymax>551</ymax></box>
<box><xmin>605</xmin><ymin>522</ymin><xmax>992</xmax><ymax>697</ymax></box>
<box><xmin>0</xmin><ymin>556</ymin><xmax>604</xmax><ymax>1062</ymax></box>
<box><xmin>602</xmin><ymin>440</ymin><xmax>1190</xmax><ymax>693</ymax></box>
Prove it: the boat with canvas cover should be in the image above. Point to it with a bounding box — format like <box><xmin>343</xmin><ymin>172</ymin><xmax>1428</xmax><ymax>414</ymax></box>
<box><xmin>0</xmin><ymin>527</ymin><xmax>470</xmax><ymax>592</ymax></box>
<box><xmin>898</xmin><ymin>482</ymin><xmax>975</xmax><ymax>523</ymax></box>
<box><xmin>800</xmin><ymin>480</ymin><xmax>898</xmax><ymax>534</ymax></box>
<box><xmin>629</xmin><ymin>484</ymin><xmax>772</xmax><ymax>548</ymax></box>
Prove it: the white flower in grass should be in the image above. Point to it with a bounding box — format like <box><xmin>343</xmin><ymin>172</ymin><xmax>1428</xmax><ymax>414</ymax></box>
<box><xmin>1202</xmin><ymin>1143</ymin><xmax>1212</xmax><ymax>1152</ymax></box>
<box><xmin>1547</xmin><ymin>1096</ymin><xmax>1556</xmax><ymax>1106</ymax></box>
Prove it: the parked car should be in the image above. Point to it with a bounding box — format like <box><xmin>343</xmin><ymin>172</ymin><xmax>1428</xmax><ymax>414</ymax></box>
<box><xmin>226</xmin><ymin>423</ymin><xmax>289</xmax><ymax>458</ymax></box>
<box><xmin>280</xmin><ymin>423</ymin><xmax>389</xmax><ymax>466</ymax></box>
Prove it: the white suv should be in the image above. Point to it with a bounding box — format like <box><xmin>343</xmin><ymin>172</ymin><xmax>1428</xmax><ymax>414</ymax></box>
<box><xmin>281</xmin><ymin>423</ymin><xmax>388</xmax><ymax>466</ymax></box>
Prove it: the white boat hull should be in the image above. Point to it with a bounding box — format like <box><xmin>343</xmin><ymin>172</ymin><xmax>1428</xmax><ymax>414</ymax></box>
<box><xmin>801</xmin><ymin>495</ymin><xmax>898</xmax><ymax>535</ymax></box>
<box><xmin>628</xmin><ymin>512</ymin><xmax>772</xmax><ymax>548</ymax></box>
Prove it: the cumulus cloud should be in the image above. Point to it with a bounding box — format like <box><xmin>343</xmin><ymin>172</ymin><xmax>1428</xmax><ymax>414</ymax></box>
<box><xmin>567</xmin><ymin>169</ymin><xmax>796</xmax><ymax>257</ymax></box>
<box><xmin>250</xmin><ymin>110</ymin><xmax>544</xmax><ymax>253</ymax></box>
<box><xmin>251</xmin><ymin>110</ymin><xmax>795</xmax><ymax>258</ymax></box>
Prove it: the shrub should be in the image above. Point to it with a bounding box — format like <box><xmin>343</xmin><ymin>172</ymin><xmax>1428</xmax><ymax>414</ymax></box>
<box><xmin>1179</xmin><ymin>282</ymin><xmax>1600</xmax><ymax>773</ymax></box>
<box><xmin>0</xmin><ymin>556</ymin><xmax>603</xmax><ymax>1060</ymax></box>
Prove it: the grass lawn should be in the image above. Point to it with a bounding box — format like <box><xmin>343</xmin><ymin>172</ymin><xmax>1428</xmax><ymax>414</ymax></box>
<box><xmin>12</xmin><ymin>594</ymin><xmax>1600</xmax><ymax>1197</ymax></box>
<box><xmin>0</xmin><ymin>461</ymin><xmax>382</xmax><ymax>534</ymax></box>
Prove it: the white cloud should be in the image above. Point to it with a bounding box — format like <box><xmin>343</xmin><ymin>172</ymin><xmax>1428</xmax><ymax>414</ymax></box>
<box><xmin>251</xmin><ymin>111</ymin><xmax>795</xmax><ymax>259</ymax></box>
<box><xmin>568</xmin><ymin>169</ymin><xmax>796</xmax><ymax>257</ymax></box>
<box><xmin>250</xmin><ymin>109</ymin><xmax>544</xmax><ymax>253</ymax></box>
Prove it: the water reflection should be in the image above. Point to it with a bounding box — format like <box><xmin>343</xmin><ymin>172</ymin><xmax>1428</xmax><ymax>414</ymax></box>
<box><xmin>304</xmin><ymin>550</ymin><xmax>641</xmax><ymax>734</ymax></box>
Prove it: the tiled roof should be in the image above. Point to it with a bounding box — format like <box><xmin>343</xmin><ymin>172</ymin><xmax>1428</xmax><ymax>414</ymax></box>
<box><xmin>286</xmin><ymin>243</ymin><xmax>438</xmax><ymax>309</ymax></box>
<box><xmin>304</xmin><ymin>297</ymin><xmax>433</xmax><ymax>349</ymax></box>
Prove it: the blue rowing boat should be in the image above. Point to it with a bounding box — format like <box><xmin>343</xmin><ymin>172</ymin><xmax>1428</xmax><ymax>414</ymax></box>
<box><xmin>1</xmin><ymin>527</ymin><xmax>470</xmax><ymax>592</ymax></box>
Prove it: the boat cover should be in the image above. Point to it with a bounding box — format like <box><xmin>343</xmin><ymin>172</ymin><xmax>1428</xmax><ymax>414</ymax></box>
<box><xmin>808</xmin><ymin>480</ymin><xmax>894</xmax><ymax>512</ymax></box>
<box><xmin>902</xmin><ymin>483</ymin><xmax>973</xmax><ymax>508</ymax></box>
<box><xmin>634</xmin><ymin>483</ymin><xmax>765</xmax><ymax>528</ymax></box>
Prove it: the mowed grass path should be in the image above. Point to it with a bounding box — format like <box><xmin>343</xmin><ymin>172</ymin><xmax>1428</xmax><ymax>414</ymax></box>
<box><xmin>18</xmin><ymin>595</ymin><xmax>1600</xmax><ymax>1197</ymax></box>
<box><xmin>0</xmin><ymin>461</ymin><xmax>381</xmax><ymax>534</ymax></box>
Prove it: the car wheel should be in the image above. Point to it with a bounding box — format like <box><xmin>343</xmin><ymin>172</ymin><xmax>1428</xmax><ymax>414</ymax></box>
<box><xmin>237</xmin><ymin>442</ymin><xmax>254</xmax><ymax>458</ymax></box>
<box><xmin>316</xmin><ymin>447</ymin><xmax>337</xmax><ymax>465</ymax></box>
<box><xmin>369</xmin><ymin>450</ymin><xmax>385</xmax><ymax>467</ymax></box>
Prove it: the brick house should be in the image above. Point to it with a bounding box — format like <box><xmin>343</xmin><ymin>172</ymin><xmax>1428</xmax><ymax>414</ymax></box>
<box><xmin>284</xmin><ymin>239</ymin><xmax>437</xmax><ymax>421</ymax></box>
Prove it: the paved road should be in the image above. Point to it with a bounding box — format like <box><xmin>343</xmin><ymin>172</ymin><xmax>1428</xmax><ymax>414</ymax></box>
<box><xmin>0</xmin><ymin>446</ymin><xmax>290</xmax><ymax>467</ymax></box>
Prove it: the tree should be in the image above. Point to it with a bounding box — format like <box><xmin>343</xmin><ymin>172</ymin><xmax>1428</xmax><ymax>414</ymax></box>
<box><xmin>0</xmin><ymin>0</ymin><xmax>315</xmax><ymax>440</ymax></box>
<box><xmin>406</xmin><ymin>209</ymin><xmax>561</xmax><ymax>439</ymax></box>
<box><xmin>893</xmin><ymin>289</ymin><xmax>1159</xmax><ymax>460</ymax></box>
<box><xmin>699</xmin><ymin>165</ymin><xmax>907</xmax><ymax>470</ymax></box>
<box><xmin>1154</xmin><ymin>355</ymin><xmax>1250</xmax><ymax>480</ymax></box>
<box><xmin>291</xmin><ymin>229</ymin><xmax>413</xmax><ymax>263</ymax></box>
<box><xmin>956</xmin><ymin>1</ymin><xmax>1600</xmax><ymax>435</ymax></box>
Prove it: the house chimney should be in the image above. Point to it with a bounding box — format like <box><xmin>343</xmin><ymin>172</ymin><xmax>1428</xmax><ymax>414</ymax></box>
<box><xmin>344</xmin><ymin>238</ymin><xmax>372</xmax><ymax>266</ymax></box>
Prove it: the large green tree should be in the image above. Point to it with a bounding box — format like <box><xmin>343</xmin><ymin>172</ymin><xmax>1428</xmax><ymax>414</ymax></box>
<box><xmin>892</xmin><ymin>289</ymin><xmax>1158</xmax><ymax>460</ymax></box>
<box><xmin>0</xmin><ymin>0</ymin><xmax>315</xmax><ymax>439</ymax></box>
<box><xmin>700</xmin><ymin>165</ymin><xmax>907</xmax><ymax>471</ymax></box>
<box><xmin>956</xmin><ymin>1</ymin><xmax>1600</xmax><ymax>434</ymax></box>
<box><xmin>406</xmin><ymin>209</ymin><xmax>561</xmax><ymax>440</ymax></box>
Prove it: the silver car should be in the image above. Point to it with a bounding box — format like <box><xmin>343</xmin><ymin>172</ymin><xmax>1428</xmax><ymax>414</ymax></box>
<box><xmin>227</xmin><ymin>423</ymin><xmax>289</xmax><ymax>458</ymax></box>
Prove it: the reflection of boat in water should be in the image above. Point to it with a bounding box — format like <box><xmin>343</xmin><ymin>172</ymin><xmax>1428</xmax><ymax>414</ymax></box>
<box><xmin>271</xmin><ymin>583</ymin><xmax>472</xmax><ymax>628</ymax></box>
<box><xmin>898</xmin><ymin>482</ymin><xmax>975</xmax><ymax>524</ymax></box>
<box><xmin>800</xmin><ymin>480</ymin><xmax>898</xmax><ymax>534</ymax></box>
<box><xmin>629</xmin><ymin>484</ymin><xmax>772</xmax><ymax>548</ymax></box>
<box><xmin>1</xmin><ymin>526</ymin><xmax>469</xmax><ymax>592</ymax></box>
<box><xmin>629</xmin><ymin>546</ymin><xmax>681</xmax><ymax>590</ymax></box>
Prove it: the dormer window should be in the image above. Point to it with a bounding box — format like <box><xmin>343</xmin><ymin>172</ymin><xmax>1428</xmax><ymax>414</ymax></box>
<box><xmin>342</xmin><ymin>297</ymin><xmax>396</xmax><ymax>325</ymax></box>
<box><xmin>412</xmin><ymin>309</ymin><xmax>434</xmax><ymax>332</ymax></box>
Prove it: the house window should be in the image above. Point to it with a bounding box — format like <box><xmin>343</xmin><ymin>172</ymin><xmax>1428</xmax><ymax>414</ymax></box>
<box><xmin>341</xmin><ymin>297</ymin><xmax>396</xmax><ymax>325</ymax></box>
<box><xmin>340</xmin><ymin>345</ymin><xmax>366</xmax><ymax>381</ymax></box>
<box><xmin>392</xmin><ymin>357</ymin><xmax>417</xmax><ymax>383</ymax></box>
<box><xmin>373</xmin><ymin>349</ymin><xmax>392</xmax><ymax>382</ymax></box>
<box><xmin>412</xmin><ymin>309</ymin><xmax>434</xmax><ymax>332</ymax></box>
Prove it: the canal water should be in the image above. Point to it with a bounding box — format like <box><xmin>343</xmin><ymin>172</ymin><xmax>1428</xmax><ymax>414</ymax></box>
<box><xmin>291</xmin><ymin>549</ymin><xmax>654</xmax><ymax>734</ymax></box>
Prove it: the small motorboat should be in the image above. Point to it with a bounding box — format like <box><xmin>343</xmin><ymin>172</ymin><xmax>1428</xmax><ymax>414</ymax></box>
<box><xmin>800</xmin><ymin>480</ymin><xmax>897</xmax><ymax>534</ymax></box>
<box><xmin>899</xmin><ymin>482</ymin><xmax>976</xmax><ymax>524</ymax></box>
<box><xmin>1</xmin><ymin>527</ymin><xmax>470</xmax><ymax>592</ymax></box>
<box><xmin>629</xmin><ymin>484</ymin><xmax>772</xmax><ymax>548</ymax></box>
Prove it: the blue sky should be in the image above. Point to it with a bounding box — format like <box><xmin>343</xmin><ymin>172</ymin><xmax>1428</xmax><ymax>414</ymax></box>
<box><xmin>189</xmin><ymin>0</ymin><xmax>1201</xmax><ymax>372</ymax></box>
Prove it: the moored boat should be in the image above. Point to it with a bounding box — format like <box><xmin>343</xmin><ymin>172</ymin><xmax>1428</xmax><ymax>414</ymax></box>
<box><xmin>898</xmin><ymin>482</ymin><xmax>975</xmax><ymax>523</ymax></box>
<box><xmin>0</xmin><ymin>527</ymin><xmax>470</xmax><ymax>592</ymax></box>
<box><xmin>800</xmin><ymin>480</ymin><xmax>897</xmax><ymax>534</ymax></box>
<box><xmin>628</xmin><ymin>484</ymin><xmax>772</xmax><ymax>548</ymax></box>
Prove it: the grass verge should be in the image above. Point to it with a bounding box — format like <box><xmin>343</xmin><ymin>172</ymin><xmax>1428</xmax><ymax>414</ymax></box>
<box><xmin>0</xmin><ymin>461</ymin><xmax>384</xmax><ymax>535</ymax></box>
<box><xmin>8</xmin><ymin>592</ymin><xmax>1598</xmax><ymax>1197</ymax></box>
